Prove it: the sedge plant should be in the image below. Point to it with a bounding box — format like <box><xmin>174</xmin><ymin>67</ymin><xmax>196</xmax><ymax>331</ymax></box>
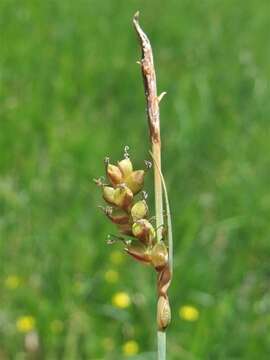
<box><xmin>94</xmin><ymin>12</ymin><xmax>172</xmax><ymax>360</ymax></box>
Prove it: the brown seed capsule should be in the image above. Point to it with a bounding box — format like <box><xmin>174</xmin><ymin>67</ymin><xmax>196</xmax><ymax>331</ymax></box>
<box><xmin>131</xmin><ymin>200</ymin><xmax>148</xmax><ymax>221</ymax></box>
<box><xmin>103</xmin><ymin>207</ymin><xmax>130</xmax><ymax>225</ymax></box>
<box><xmin>107</xmin><ymin>164</ymin><xmax>123</xmax><ymax>186</ymax></box>
<box><xmin>157</xmin><ymin>296</ymin><xmax>171</xmax><ymax>331</ymax></box>
<box><xmin>118</xmin><ymin>158</ymin><xmax>133</xmax><ymax>177</ymax></box>
<box><xmin>132</xmin><ymin>219</ymin><xmax>155</xmax><ymax>245</ymax></box>
<box><xmin>124</xmin><ymin>243</ymin><xmax>152</xmax><ymax>264</ymax></box>
<box><xmin>151</xmin><ymin>241</ymin><xmax>168</xmax><ymax>269</ymax></box>
<box><xmin>113</xmin><ymin>185</ymin><xmax>133</xmax><ymax>209</ymax></box>
<box><xmin>125</xmin><ymin>170</ymin><xmax>144</xmax><ymax>195</ymax></box>
<box><xmin>102</xmin><ymin>186</ymin><xmax>115</xmax><ymax>205</ymax></box>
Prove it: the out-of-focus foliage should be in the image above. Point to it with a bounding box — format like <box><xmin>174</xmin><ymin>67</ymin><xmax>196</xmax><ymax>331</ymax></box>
<box><xmin>1</xmin><ymin>0</ymin><xmax>270</xmax><ymax>359</ymax></box>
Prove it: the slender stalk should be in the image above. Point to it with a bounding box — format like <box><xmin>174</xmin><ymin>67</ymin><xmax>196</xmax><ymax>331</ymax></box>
<box><xmin>133</xmin><ymin>12</ymin><xmax>169</xmax><ymax>360</ymax></box>
<box><xmin>157</xmin><ymin>331</ymin><xmax>166</xmax><ymax>360</ymax></box>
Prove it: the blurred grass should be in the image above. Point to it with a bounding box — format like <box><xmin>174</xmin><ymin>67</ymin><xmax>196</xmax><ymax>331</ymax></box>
<box><xmin>1</xmin><ymin>0</ymin><xmax>270</xmax><ymax>358</ymax></box>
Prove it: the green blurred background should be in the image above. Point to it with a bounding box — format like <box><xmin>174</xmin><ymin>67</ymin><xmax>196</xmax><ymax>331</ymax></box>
<box><xmin>1</xmin><ymin>0</ymin><xmax>270</xmax><ymax>359</ymax></box>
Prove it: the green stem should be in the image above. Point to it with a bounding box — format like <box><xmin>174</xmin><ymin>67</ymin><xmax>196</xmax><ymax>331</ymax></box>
<box><xmin>157</xmin><ymin>331</ymin><xmax>166</xmax><ymax>360</ymax></box>
<box><xmin>152</xmin><ymin>140</ymin><xmax>165</xmax><ymax>360</ymax></box>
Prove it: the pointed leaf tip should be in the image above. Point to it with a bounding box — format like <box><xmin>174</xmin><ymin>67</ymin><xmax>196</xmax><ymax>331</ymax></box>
<box><xmin>134</xmin><ymin>11</ymin><xmax>140</xmax><ymax>21</ymax></box>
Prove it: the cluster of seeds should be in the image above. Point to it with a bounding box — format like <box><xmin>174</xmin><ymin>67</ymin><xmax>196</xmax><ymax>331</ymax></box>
<box><xmin>95</xmin><ymin>148</ymin><xmax>171</xmax><ymax>331</ymax></box>
<box><xmin>95</xmin><ymin>150</ymin><xmax>168</xmax><ymax>271</ymax></box>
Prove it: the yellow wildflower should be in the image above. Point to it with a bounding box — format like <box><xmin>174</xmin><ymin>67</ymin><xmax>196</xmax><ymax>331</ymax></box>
<box><xmin>122</xmin><ymin>340</ymin><xmax>139</xmax><ymax>356</ymax></box>
<box><xmin>109</xmin><ymin>250</ymin><xmax>124</xmax><ymax>265</ymax></box>
<box><xmin>50</xmin><ymin>320</ymin><xmax>64</xmax><ymax>334</ymax></box>
<box><xmin>5</xmin><ymin>275</ymin><xmax>20</xmax><ymax>289</ymax></box>
<box><xmin>104</xmin><ymin>269</ymin><xmax>119</xmax><ymax>284</ymax></box>
<box><xmin>179</xmin><ymin>305</ymin><xmax>199</xmax><ymax>322</ymax></box>
<box><xmin>112</xmin><ymin>292</ymin><xmax>131</xmax><ymax>309</ymax></box>
<box><xmin>16</xmin><ymin>316</ymin><xmax>35</xmax><ymax>333</ymax></box>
